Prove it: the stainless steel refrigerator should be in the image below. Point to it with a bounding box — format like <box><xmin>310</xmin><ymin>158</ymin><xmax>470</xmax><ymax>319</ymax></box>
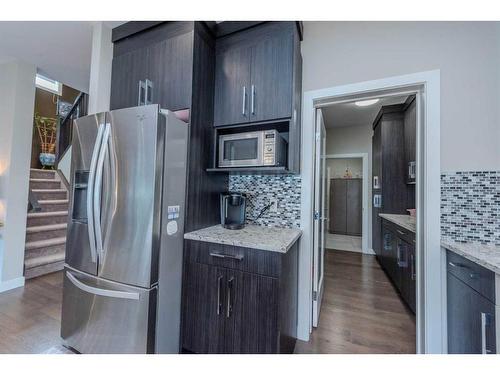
<box><xmin>61</xmin><ymin>105</ymin><xmax>188</xmax><ymax>354</ymax></box>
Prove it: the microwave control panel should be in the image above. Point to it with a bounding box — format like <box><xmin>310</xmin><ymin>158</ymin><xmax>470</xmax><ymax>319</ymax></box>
<box><xmin>263</xmin><ymin>131</ymin><xmax>277</xmax><ymax>165</ymax></box>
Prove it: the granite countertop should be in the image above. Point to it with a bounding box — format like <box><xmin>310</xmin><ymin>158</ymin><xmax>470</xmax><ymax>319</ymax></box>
<box><xmin>441</xmin><ymin>240</ymin><xmax>500</xmax><ymax>275</ymax></box>
<box><xmin>379</xmin><ymin>213</ymin><xmax>416</xmax><ymax>233</ymax></box>
<box><xmin>184</xmin><ymin>224</ymin><xmax>302</xmax><ymax>253</ymax></box>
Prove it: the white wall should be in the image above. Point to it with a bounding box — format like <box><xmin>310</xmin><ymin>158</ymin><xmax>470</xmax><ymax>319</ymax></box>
<box><xmin>326</xmin><ymin>157</ymin><xmax>362</xmax><ymax>179</ymax></box>
<box><xmin>325</xmin><ymin>124</ymin><xmax>372</xmax><ymax>248</ymax></box>
<box><xmin>59</xmin><ymin>22</ymin><xmax>113</xmax><ymax>182</ymax></box>
<box><xmin>302</xmin><ymin>21</ymin><xmax>500</xmax><ymax>172</ymax></box>
<box><xmin>0</xmin><ymin>60</ymin><xmax>36</xmax><ymax>290</ymax></box>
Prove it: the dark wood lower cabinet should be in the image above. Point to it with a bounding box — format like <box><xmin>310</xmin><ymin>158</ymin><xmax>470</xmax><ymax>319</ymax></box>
<box><xmin>446</xmin><ymin>250</ymin><xmax>497</xmax><ymax>354</ymax></box>
<box><xmin>225</xmin><ymin>270</ymin><xmax>279</xmax><ymax>353</ymax></box>
<box><xmin>380</xmin><ymin>219</ymin><xmax>416</xmax><ymax>314</ymax></box>
<box><xmin>181</xmin><ymin>262</ymin><xmax>226</xmax><ymax>353</ymax></box>
<box><xmin>181</xmin><ymin>239</ymin><xmax>298</xmax><ymax>354</ymax></box>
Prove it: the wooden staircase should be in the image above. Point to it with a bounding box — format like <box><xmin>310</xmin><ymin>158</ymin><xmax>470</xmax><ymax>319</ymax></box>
<box><xmin>25</xmin><ymin>169</ymin><xmax>69</xmax><ymax>279</ymax></box>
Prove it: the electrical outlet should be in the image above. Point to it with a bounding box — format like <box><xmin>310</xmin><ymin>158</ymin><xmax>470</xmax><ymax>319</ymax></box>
<box><xmin>270</xmin><ymin>198</ymin><xmax>278</xmax><ymax>213</ymax></box>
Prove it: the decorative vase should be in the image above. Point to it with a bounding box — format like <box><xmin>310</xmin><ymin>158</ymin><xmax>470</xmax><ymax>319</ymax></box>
<box><xmin>39</xmin><ymin>153</ymin><xmax>56</xmax><ymax>169</ymax></box>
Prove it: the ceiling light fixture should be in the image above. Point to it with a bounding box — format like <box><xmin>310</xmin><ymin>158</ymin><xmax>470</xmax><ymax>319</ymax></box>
<box><xmin>354</xmin><ymin>99</ymin><xmax>380</xmax><ymax>107</ymax></box>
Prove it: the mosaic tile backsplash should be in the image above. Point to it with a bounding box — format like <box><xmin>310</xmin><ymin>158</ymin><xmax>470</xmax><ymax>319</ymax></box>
<box><xmin>229</xmin><ymin>174</ymin><xmax>301</xmax><ymax>228</ymax></box>
<box><xmin>441</xmin><ymin>171</ymin><xmax>500</xmax><ymax>245</ymax></box>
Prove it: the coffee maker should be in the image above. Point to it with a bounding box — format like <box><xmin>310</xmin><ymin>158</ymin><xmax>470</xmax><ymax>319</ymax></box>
<box><xmin>220</xmin><ymin>192</ymin><xmax>247</xmax><ymax>230</ymax></box>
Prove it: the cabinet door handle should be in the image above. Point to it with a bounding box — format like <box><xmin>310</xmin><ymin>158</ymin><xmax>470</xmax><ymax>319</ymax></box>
<box><xmin>397</xmin><ymin>229</ymin><xmax>406</xmax><ymax>236</ymax></box>
<box><xmin>242</xmin><ymin>86</ymin><xmax>247</xmax><ymax>116</ymax></box>
<box><xmin>481</xmin><ymin>312</ymin><xmax>492</xmax><ymax>354</ymax></box>
<box><xmin>251</xmin><ymin>85</ymin><xmax>255</xmax><ymax>115</ymax></box>
<box><xmin>216</xmin><ymin>274</ymin><xmax>224</xmax><ymax>316</ymax></box>
<box><xmin>209</xmin><ymin>252</ymin><xmax>244</xmax><ymax>261</ymax></box>
<box><xmin>145</xmin><ymin>79</ymin><xmax>153</xmax><ymax>105</ymax></box>
<box><xmin>226</xmin><ymin>276</ymin><xmax>234</xmax><ymax>318</ymax></box>
<box><xmin>410</xmin><ymin>254</ymin><xmax>415</xmax><ymax>280</ymax></box>
<box><xmin>448</xmin><ymin>261</ymin><xmax>468</xmax><ymax>269</ymax></box>
<box><xmin>138</xmin><ymin>80</ymin><xmax>146</xmax><ymax>106</ymax></box>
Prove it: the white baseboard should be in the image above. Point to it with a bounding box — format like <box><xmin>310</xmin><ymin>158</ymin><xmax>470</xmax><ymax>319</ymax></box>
<box><xmin>0</xmin><ymin>276</ymin><xmax>25</xmax><ymax>293</ymax></box>
<box><xmin>364</xmin><ymin>248</ymin><xmax>376</xmax><ymax>255</ymax></box>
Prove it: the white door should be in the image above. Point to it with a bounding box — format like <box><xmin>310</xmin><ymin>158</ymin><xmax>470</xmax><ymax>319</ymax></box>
<box><xmin>312</xmin><ymin>108</ymin><xmax>326</xmax><ymax>327</ymax></box>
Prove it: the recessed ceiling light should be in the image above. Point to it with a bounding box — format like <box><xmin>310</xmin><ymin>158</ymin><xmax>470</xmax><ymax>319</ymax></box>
<box><xmin>354</xmin><ymin>99</ymin><xmax>380</xmax><ymax>107</ymax></box>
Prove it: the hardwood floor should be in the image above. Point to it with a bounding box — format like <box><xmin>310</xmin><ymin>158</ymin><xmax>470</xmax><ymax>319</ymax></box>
<box><xmin>0</xmin><ymin>250</ymin><xmax>415</xmax><ymax>354</ymax></box>
<box><xmin>294</xmin><ymin>249</ymin><xmax>416</xmax><ymax>354</ymax></box>
<box><xmin>0</xmin><ymin>271</ymin><xmax>68</xmax><ymax>354</ymax></box>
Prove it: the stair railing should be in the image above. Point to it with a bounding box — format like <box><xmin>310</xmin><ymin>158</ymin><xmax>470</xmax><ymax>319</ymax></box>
<box><xmin>55</xmin><ymin>92</ymin><xmax>88</xmax><ymax>166</ymax></box>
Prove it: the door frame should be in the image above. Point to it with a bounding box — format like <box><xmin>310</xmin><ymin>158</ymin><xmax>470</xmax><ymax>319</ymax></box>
<box><xmin>312</xmin><ymin>108</ymin><xmax>326</xmax><ymax>327</ymax></box>
<box><xmin>323</xmin><ymin>153</ymin><xmax>370</xmax><ymax>254</ymax></box>
<box><xmin>297</xmin><ymin>70</ymin><xmax>443</xmax><ymax>354</ymax></box>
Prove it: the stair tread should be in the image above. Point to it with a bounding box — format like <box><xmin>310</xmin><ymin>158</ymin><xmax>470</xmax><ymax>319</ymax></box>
<box><xmin>27</xmin><ymin>210</ymin><xmax>68</xmax><ymax>218</ymax></box>
<box><xmin>26</xmin><ymin>223</ymin><xmax>67</xmax><ymax>233</ymax></box>
<box><xmin>25</xmin><ymin>252</ymin><xmax>65</xmax><ymax>269</ymax></box>
<box><xmin>38</xmin><ymin>199</ymin><xmax>69</xmax><ymax>204</ymax></box>
<box><xmin>30</xmin><ymin>168</ymin><xmax>56</xmax><ymax>172</ymax></box>
<box><xmin>31</xmin><ymin>188</ymin><xmax>66</xmax><ymax>192</ymax></box>
<box><xmin>29</xmin><ymin>178</ymin><xmax>59</xmax><ymax>182</ymax></box>
<box><xmin>25</xmin><ymin>236</ymin><xmax>66</xmax><ymax>250</ymax></box>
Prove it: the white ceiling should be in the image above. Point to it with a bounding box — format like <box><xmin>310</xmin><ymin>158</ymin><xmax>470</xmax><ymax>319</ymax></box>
<box><xmin>321</xmin><ymin>95</ymin><xmax>409</xmax><ymax>129</ymax></box>
<box><xmin>0</xmin><ymin>21</ymin><xmax>124</xmax><ymax>93</ymax></box>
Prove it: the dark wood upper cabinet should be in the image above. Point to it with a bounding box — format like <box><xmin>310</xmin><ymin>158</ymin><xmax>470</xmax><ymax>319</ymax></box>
<box><xmin>213</xmin><ymin>46</ymin><xmax>252</xmax><ymax>126</ymax></box>
<box><xmin>249</xmin><ymin>30</ymin><xmax>294</xmax><ymax>123</ymax></box>
<box><xmin>110</xmin><ymin>22</ymin><xmax>194</xmax><ymax>112</ymax></box>
<box><xmin>213</xmin><ymin>22</ymin><xmax>301</xmax><ymax>127</ymax></box>
<box><xmin>146</xmin><ymin>32</ymin><xmax>194</xmax><ymax>111</ymax></box>
<box><xmin>403</xmin><ymin>96</ymin><xmax>416</xmax><ymax>184</ymax></box>
<box><xmin>110</xmin><ymin>47</ymin><xmax>149</xmax><ymax>110</ymax></box>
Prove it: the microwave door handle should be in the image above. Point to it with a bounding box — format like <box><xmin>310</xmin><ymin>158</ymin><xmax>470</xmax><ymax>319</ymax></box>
<box><xmin>87</xmin><ymin>124</ymin><xmax>105</xmax><ymax>263</ymax></box>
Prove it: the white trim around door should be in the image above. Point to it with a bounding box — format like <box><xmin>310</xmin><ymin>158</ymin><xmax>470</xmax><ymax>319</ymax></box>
<box><xmin>297</xmin><ymin>70</ymin><xmax>442</xmax><ymax>354</ymax></box>
<box><xmin>323</xmin><ymin>153</ymin><xmax>371</xmax><ymax>255</ymax></box>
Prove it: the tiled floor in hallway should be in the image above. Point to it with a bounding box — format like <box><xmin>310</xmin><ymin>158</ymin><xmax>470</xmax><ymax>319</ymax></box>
<box><xmin>325</xmin><ymin>233</ymin><xmax>363</xmax><ymax>253</ymax></box>
<box><xmin>294</xmin><ymin>249</ymin><xmax>416</xmax><ymax>354</ymax></box>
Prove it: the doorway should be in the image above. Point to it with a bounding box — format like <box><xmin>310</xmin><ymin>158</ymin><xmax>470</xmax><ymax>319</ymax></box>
<box><xmin>324</xmin><ymin>154</ymin><xmax>368</xmax><ymax>254</ymax></box>
<box><xmin>307</xmin><ymin>92</ymin><xmax>418</xmax><ymax>353</ymax></box>
<box><xmin>298</xmin><ymin>70</ymin><xmax>442</xmax><ymax>354</ymax></box>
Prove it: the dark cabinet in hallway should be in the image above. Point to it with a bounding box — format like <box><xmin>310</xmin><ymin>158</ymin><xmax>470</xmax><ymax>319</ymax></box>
<box><xmin>381</xmin><ymin>218</ymin><xmax>416</xmax><ymax>313</ymax></box>
<box><xmin>329</xmin><ymin>178</ymin><xmax>362</xmax><ymax>236</ymax></box>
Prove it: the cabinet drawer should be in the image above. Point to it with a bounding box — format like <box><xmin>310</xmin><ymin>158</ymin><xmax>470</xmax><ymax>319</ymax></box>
<box><xmin>447</xmin><ymin>250</ymin><xmax>495</xmax><ymax>303</ymax></box>
<box><xmin>185</xmin><ymin>240</ymin><xmax>280</xmax><ymax>278</ymax></box>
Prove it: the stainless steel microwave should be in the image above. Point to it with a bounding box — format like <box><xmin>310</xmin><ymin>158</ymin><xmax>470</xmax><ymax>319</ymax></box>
<box><xmin>218</xmin><ymin>129</ymin><xmax>287</xmax><ymax>168</ymax></box>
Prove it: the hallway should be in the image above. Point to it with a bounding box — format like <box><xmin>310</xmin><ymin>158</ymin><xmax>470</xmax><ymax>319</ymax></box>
<box><xmin>294</xmin><ymin>250</ymin><xmax>416</xmax><ymax>354</ymax></box>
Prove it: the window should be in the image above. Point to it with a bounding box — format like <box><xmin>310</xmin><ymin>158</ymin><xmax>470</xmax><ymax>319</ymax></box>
<box><xmin>35</xmin><ymin>74</ymin><xmax>62</xmax><ymax>96</ymax></box>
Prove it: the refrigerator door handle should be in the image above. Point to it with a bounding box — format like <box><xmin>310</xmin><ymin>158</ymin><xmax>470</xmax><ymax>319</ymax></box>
<box><xmin>87</xmin><ymin>124</ymin><xmax>105</xmax><ymax>263</ymax></box>
<box><xmin>94</xmin><ymin>123</ymin><xmax>111</xmax><ymax>258</ymax></box>
<box><xmin>66</xmin><ymin>271</ymin><xmax>140</xmax><ymax>300</ymax></box>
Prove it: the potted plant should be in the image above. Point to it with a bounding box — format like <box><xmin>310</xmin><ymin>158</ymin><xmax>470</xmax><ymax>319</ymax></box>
<box><xmin>34</xmin><ymin>114</ymin><xmax>58</xmax><ymax>169</ymax></box>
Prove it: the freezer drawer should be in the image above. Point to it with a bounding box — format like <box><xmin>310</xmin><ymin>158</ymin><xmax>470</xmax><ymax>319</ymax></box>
<box><xmin>61</xmin><ymin>268</ymin><xmax>157</xmax><ymax>354</ymax></box>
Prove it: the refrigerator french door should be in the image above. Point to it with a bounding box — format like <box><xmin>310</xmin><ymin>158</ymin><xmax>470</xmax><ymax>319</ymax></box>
<box><xmin>61</xmin><ymin>105</ymin><xmax>188</xmax><ymax>354</ymax></box>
